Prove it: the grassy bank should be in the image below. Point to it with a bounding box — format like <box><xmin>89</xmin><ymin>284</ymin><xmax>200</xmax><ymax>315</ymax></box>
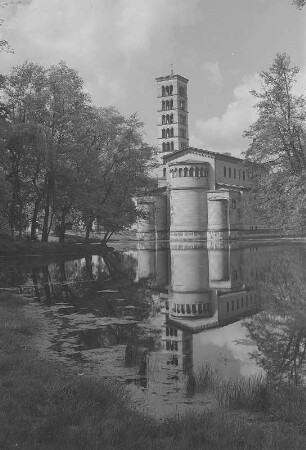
<box><xmin>191</xmin><ymin>364</ymin><xmax>306</xmax><ymax>426</ymax></box>
<box><xmin>0</xmin><ymin>236</ymin><xmax>110</xmax><ymax>257</ymax></box>
<box><xmin>1</xmin><ymin>293</ymin><xmax>306</xmax><ymax>450</ymax></box>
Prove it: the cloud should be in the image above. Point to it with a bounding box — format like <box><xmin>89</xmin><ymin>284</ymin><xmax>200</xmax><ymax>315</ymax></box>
<box><xmin>192</xmin><ymin>62</ymin><xmax>306</xmax><ymax>157</ymax></box>
<box><xmin>203</xmin><ymin>61</ymin><xmax>223</xmax><ymax>86</ymax></box>
<box><xmin>0</xmin><ymin>0</ymin><xmax>200</xmax><ymax>115</ymax></box>
<box><xmin>192</xmin><ymin>74</ymin><xmax>261</xmax><ymax>156</ymax></box>
<box><xmin>198</xmin><ymin>321</ymin><xmax>263</xmax><ymax>378</ymax></box>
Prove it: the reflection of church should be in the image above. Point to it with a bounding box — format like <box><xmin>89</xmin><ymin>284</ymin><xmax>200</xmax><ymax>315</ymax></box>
<box><xmin>137</xmin><ymin>72</ymin><xmax>268</xmax><ymax>241</ymax></box>
<box><xmin>135</xmin><ymin>242</ymin><xmax>271</xmax><ymax>378</ymax></box>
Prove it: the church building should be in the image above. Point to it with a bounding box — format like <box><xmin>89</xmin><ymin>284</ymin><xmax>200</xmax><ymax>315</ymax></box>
<box><xmin>137</xmin><ymin>72</ymin><xmax>260</xmax><ymax>241</ymax></box>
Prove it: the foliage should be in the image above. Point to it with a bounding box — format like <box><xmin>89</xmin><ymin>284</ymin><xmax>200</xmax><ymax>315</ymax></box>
<box><xmin>244</xmin><ymin>53</ymin><xmax>306</xmax><ymax>236</ymax></box>
<box><xmin>0</xmin><ymin>169</ymin><xmax>11</xmax><ymax>235</ymax></box>
<box><xmin>0</xmin><ymin>61</ymin><xmax>155</xmax><ymax>242</ymax></box>
<box><xmin>293</xmin><ymin>0</ymin><xmax>306</xmax><ymax>8</ymax></box>
<box><xmin>243</xmin><ymin>247</ymin><xmax>306</xmax><ymax>386</ymax></box>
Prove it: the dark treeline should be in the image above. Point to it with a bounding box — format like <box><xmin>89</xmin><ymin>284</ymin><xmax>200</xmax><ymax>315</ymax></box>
<box><xmin>0</xmin><ymin>61</ymin><xmax>156</xmax><ymax>243</ymax></box>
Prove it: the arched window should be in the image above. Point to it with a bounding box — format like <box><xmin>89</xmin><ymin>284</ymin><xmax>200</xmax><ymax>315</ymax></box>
<box><xmin>170</xmin><ymin>128</ymin><xmax>174</xmax><ymax>137</ymax></box>
<box><xmin>184</xmin><ymin>167</ymin><xmax>188</xmax><ymax>177</ymax></box>
<box><xmin>166</xmin><ymin>142</ymin><xmax>170</xmax><ymax>152</ymax></box>
<box><xmin>170</xmin><ymin>99</ymin><xmax>173</xmax><ymax>109</ymax></box>
<box><xmin>162</xmin><ymin>86</ymin><xmax>165</xmax><ymax>96</ymax></box>
<box><xmin>189</xmin><ymin>167</ymin><xmax>194</xmax><ymax>177</ymax></box>
<box><xmin>179</xmin><ymin>168</ymin><xmax>182</xmax><ymax>177</ymax></box>
<box><xmin>234</xmin><ymin>168</ymin><xmax>236</xmax><ymax>179</ymax></box>
<box><xmin>166</xmin><ymin>86</ymin><xmax>169</xmax><ymax>95</ymax></box>
<box><xmin>162</xmin><ymin>115</ymin><xmax>165</xmax><ymax>124</ymax></box>
<box><xmin>162</xmin><ymin>142</ymin><xmax>166</xmax><ymax>152</ymax></box>
<box><xmin>162</xmin><ymin>101</ymin><xmax>165</xmax><ymax>110</ymax></box>
<box><xmin>170</xmin><ymin>85</ymin><xmax>173</xmax><ymax>95</ymax></box>
<box><xmin>170</xmin><ymin>114</ymin><xmax>173</xmax><ymax>123</ymax></box>
<box><xmin>195</xmin><ymin>167</ymin><xmax>199</xmax><ymax>177</ymax></box>
<box><xmin>224</xmin><ymin>166</ymin><xmax>226</xmax><ymax>177</ymax></box>
<box><xmin>163</xmin><ymin>168</ymin><xmax>166</xmax><ymax>177</ymax></box>
<box><xmin>162</xmin><ymin>129</ymin><xmax>165</xmax><ymax>138</ymax></box>
<box><xmin>166</xmin><ymin>100</ymin><xmax>169</xmax><ymax>110</ymax></box>
<box><xmin>200</xmin><ymin>167</ymin><xmax>204</xmax><ymax>177</ymax></box>
<box><xmin>171</xmin><ymin>141</ymin><xmax>174</xmax><ymax>151</ymax></box>
<box><xmin>229</xmin><ymin>167</ymin><xmax>231</xmax><ymax>178</ymax></box>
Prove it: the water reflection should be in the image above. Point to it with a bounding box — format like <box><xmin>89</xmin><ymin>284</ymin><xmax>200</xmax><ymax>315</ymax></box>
<box><xmin>1</xmin><ymin>240</ymin><xmax>306</xmax><ymax>414</ymax></box>
<box><xmin>242</xmin><ymin>246</ymin><xmax>306</xmax><ymax>386</ymax></box>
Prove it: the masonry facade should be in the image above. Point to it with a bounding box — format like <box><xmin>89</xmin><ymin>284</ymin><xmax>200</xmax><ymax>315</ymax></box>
<box><xmin>137</xmin><ymin>72</ymin><xmax>262</xmax><ymax>241</ymax></box>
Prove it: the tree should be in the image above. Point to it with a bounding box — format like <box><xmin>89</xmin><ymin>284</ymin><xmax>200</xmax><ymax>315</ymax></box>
<box><xmin>0</xmin><ymin>61</ymin><xmax>156</xmax><ymax>243</ymax></box>
<box><xmin>0</xmin><ymin>61</ymin><xmax>91</xmax><ymax>240</ymax></box>
<box><xmin>74</xmin><ymin>107</ymin><xmax>156</xmax><ymax>241</ymax></box>
<box><xmin>244</xmin><ymin>53</ymin><xmax>306</xmax><ymax>235</ymax></box>
<box><xmin>293</xmin><ymin>0</ymin><xmax>306</xmax><ymax>9</ymax></box>
<box><xmin>1</xmin><ymin>62</ymin><xmax>50</xmax><ymax>238</ymax></box>
<box><xmin>40</xmin><ymin>61</ymin><xmax>91</xmax><ymax>241</ymax></box>
<box><xmin>243</xmin><ymin>247</ymin><xmax>306</xmax><ymax>385</ymax></box>
<box><xmin>0</xmin><ymin>1</ymin><xmax>27</xmax><ymax>53</ymax></box>
<box><xmin>0</xmin><ymin>169</ymin><xmax>11</xmax><ymax>235</ymax></box>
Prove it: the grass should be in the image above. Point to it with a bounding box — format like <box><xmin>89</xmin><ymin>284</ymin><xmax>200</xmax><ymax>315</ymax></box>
<box><xmin>191</xmin><ymin>363</ymin><xmax>306</xmax><ymax>427</ymax></box>
<box><xmin>1</xmin><ymin>293</ymin><xmax>306</xmax><ymax>449</ymax></box>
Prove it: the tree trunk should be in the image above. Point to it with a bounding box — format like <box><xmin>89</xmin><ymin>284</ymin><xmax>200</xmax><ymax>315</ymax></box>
<box><xmin>103</xmin><ymin>231</ymin><xmax>113</xmax><ymax>243</ymax></box>
<box><xmin>85</xmin><ymin>217</ymin><xmax>93</xmax><ymax>241</ymax></box>
<box><xmin>9</xmin><ymin>186</ymin><xmax>18</xmax><ymax>239</ymax></box>
<box><xmin>58</xmin><ymin>211</ymin><xmax>67</xmax><ymax>244</ymax></box>
<box><xmin>30</xmin><ymin>198</ymin><xmax>40</xmax><ymax>240</ymax></box>
<box><xmin>42</xmin><ymin>171</ymin><xmax>53</xmax><ymax>242</ymax></box>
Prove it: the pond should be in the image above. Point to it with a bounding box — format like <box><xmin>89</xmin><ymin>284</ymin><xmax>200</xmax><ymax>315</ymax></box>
<box><xmin>1</xmin><ymin>239</ymin><xmax>306</xmax><ymax>417</ymax></box>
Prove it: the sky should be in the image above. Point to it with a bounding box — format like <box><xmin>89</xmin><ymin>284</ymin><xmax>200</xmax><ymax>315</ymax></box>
<box><xmin>1</xmin><ymin>0</ymin><xmax>305</xmax><ymax>157</ymax></box>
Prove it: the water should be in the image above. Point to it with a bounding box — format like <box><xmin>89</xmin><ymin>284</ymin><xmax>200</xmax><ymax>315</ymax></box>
<box><xmin>1</xmin><ymin>239</ymin><xmax>306</xmax><ymax>417</ymax></box>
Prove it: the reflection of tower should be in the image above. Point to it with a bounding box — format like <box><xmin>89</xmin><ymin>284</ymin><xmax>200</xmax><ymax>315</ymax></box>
<box><xmin>155</xmin><ymin>243</ymin><xmax>169</xmax><ymax>289</ymax></box>
<box><xmin>135</xmin><ymin>242</ymin><xmax>169</xmax><ymax>291</ymax></box>
<box><xmin>135</xmin><ymin>242</ymin><xmax>156</xmax><ymax>282</ymax></box>
<box><xmin>208</xmin><ymin>246</ymin><xmax>243</xmax><ymax>290</ymax></box>
<box><xmin>208</xmin><ymin>246</ymin><xmax>259</xmax><ymax>325</ymax></box>
<box><xmin>169</xmin><ymin>244</ymin><xmax>217</xmax><ymax>325</ymax></box>
<box><xmin>161</xmin><ymin>323</ymin><xmax>193</xmax><ymax>372</ymax></box>
<box><xmin>156</xmin><ymin>73</ymin><xmax>189</xmax><ymax>155</ymax></box>
<box><xmin>208</xmin><ymin>248</ymin><xmax>229</xmax><ymax>284</ymax></box>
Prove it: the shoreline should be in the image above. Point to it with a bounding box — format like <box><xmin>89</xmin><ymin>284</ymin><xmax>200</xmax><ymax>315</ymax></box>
<box><xmin>1</xmin><ymin>291</ymin><xmax>306</xmax><ymax>449</ymax></box>
<box><xmin>1</xmin><ymin>235</ymin><xmax>306</xmax><ymax>259</ymax></box>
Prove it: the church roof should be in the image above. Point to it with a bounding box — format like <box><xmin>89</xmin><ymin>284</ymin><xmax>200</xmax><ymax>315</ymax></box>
<box><xmin>163</xmin><ymin>147</ymin><xmax>244</xmax><ymax>164</ymax></box>
<box><xmin>169</xmin><ymin>159</ymin><xmax>209</xmax><ymax>166</ymax></box>
<box><xmin>156</xmin><ymin>74</ymin><xmax>189</xmax><ymax>83</ymax></box>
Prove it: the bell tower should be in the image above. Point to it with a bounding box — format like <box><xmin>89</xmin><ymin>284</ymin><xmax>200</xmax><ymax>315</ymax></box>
<box><xmin>156</xmin><ymin>72</ymin><xmax>189</xmax><ymax>156</ymax></box>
